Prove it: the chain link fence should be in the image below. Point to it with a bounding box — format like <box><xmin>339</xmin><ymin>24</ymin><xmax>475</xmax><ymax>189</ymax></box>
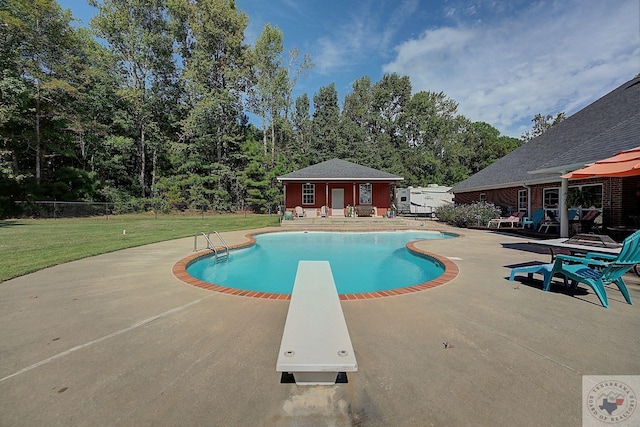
<box><xmin>13</xmin><ymin>201</ymin><xmax>280</xmax><ymax>219</ymax></box>
<box><xmin>15</xmin><ymin>201</ymin><xmax>194</xmax><ymax>219</ymax></box>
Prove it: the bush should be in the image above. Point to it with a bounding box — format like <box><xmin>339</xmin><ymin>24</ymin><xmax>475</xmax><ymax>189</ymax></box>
<box><xmin>435</xmin><ymin>202</ymin><xmax>501</xmax><ymax>228</ymax></box>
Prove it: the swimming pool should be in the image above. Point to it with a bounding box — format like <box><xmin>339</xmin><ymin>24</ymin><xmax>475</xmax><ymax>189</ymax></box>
<box><xmin>186</xmin><ymin>231</ymin><xmax>455</xmax><ymax>295</ymax></box>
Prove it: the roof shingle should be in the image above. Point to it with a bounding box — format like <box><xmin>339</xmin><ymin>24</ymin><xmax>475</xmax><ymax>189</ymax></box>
<box><xmin>453</xmin><ymin>77</ymin><xmax>640</xmax><ymax>192</ymax></box>
<box><xmin>278</xmin><ymin>159</ymin><xmax>404</xmax><ymax>181</ymax></box>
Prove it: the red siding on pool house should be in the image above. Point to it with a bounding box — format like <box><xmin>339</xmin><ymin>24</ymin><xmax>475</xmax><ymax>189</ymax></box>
<box><xmin>282</xmin><ymin>182</ymin><xmax>395</xmax><ymax>216</ymax></box>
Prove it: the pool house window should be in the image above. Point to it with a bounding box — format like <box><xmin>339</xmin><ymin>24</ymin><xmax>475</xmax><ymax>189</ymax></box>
<box><xmin>359</xmin><ymin>183</ymin><xmax>372</xmax><ymax>205</ymax></box>
<box><xmin>302</xmin><ymin>184</ymin><xmax>315</xmax><ymax>205</ymax></box>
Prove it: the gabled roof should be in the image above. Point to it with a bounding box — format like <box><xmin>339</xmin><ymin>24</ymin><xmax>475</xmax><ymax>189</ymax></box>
<box><xmin>452</xmin><ymin>76</ymin><xmax>640</xmax><ymax>193</ymax></box>
<box><xmin>277</xmin><ymin>158</ymin><xmax>404</xmax><ymax>182</ymax></box>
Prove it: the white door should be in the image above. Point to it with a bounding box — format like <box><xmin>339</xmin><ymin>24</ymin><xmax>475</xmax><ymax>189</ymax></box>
<box><xmin>331</xmin><ymin>188</ymin><xmax>344</xmax><ymax>209</ymax></box>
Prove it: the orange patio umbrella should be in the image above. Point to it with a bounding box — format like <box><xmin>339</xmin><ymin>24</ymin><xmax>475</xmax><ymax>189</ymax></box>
<box><xmin>562</xmin><ymin>146</ymin><xmax>640</xmax><ymax>178</ymax></box>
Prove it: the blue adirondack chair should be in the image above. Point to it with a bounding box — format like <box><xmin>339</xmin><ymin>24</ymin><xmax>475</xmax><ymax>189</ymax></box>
<box><xmin>522</xmin><ymin>209</ymin><xmax>545</xmax><ymax>229</ymax></box>
<box><xmin>542</xmin><ymin>230</ymin><xmax>640</xmax><ymax>308</ymax></box>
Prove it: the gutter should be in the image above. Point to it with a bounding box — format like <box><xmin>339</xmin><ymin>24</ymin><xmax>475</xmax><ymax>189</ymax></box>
<box><xmin>527</xmin><ymin>162</ymin><xmax>589</xmax><ymax>175</ymax></box>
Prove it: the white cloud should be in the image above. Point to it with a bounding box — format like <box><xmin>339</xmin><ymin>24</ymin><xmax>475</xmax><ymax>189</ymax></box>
<box><xmin>312</xmin><ymin>0</ymin><xmax>419</xmax><ymax>75</ymax></box>
<box><xmin>383</xmin><ymin>0</ymin><xmax>640</xmax><ymax>137</ymax></box>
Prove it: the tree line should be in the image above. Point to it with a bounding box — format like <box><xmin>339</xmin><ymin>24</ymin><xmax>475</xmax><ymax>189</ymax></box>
<box><xmin>0</xmin><ymin>0</ymin><xmax>525</xmax><ymax>217</ymax></box>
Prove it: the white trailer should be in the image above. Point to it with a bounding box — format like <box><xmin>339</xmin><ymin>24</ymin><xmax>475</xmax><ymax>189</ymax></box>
<box><xmin>396</xmin><ymin>185</ymin><xmax>453</xmax><ymax>216</ymax></box>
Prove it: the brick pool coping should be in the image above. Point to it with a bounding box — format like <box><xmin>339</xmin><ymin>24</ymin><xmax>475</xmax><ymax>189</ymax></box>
<box><xmin>172</xmin><ymin>229</ymin><xmax>460</xmax><ymax>300</ymax></box>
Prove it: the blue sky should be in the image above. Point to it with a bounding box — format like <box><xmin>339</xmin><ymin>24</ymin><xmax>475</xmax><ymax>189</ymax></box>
<box><xmin>59</xmin><ymin>0</ymin><xmax>639</xmax><ymax>138</ymax></box>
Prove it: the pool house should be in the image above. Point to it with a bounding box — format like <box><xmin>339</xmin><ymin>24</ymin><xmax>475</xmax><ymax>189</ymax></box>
<box><xmin>277</xmin><ymin>159</ymin><xmax>404</xmax><ymax>218</ymax></box>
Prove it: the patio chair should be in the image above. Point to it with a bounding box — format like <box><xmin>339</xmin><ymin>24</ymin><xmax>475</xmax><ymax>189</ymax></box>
<box><xmin>320</xmin><ymin>206</ymin><xmax>328</xmax><ymax>217</ymax></box>
<box><xmin>542</xmin><ymin>230</ymin><xmax>639</xmax><ymax>308</ymax></box>
<box><xmin>509</xmin><ymin>262</ymin><xmax>568</xmax><ymax>286</ymax></box>
<box><xmin>522</xmin><ymin>209</ymin><xmax>544</xmax><ymax>230</ymax></box>
<box><xmin>579</xmin><ymin>210</ymin><xmax>601</xmax><ymax>233</ymax></box>
<box><xmin>488</xmin><ymin>212</ymin><xmax>524</xmax><ymax>228</ymax></box>
<box><xmin>539</xmin><ymin>209</ymin><xmax>565</xmax><ymax>233</ymax></box>
<box><xmin>295</xmin><ymin>206</ymin><xmax>305</xmax><ymax>218</ymax></box>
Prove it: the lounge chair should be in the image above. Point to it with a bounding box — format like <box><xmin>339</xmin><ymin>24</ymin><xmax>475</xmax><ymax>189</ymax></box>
<box><xmin>488</xmin><ymin>211</ymin><xmax>524</xmax><ymax>228</ymax></box>
<box><xmin>295</xmin><ymin>206</ymin><xmax>305</xmax><ymax>218</ymax></box>
<box><xmin>539</xmin><ymin>209</ymin><xmax>564</xmax><ymax>233</ymax></box>
<box><xmin>538</xmin><ymin>209</ymin><xmax>579</xmax><ymax>233</ymax></box>
<box><xmin>542</xmin><ymin>230</ymin><xmax>639</xmax><ymax>307</ymax></box>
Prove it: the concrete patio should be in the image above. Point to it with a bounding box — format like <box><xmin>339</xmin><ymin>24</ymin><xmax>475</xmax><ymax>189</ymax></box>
<box><xmin>1</xmin><ymin>222</ymin><xmax>638</xmax><ymax>426</ymax></box>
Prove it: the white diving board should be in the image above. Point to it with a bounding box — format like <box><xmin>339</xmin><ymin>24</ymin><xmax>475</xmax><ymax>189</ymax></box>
<box><xmin>276</xmin><ymin>261</ymin><xmax>357</xmax><ymax>385</ymax></box>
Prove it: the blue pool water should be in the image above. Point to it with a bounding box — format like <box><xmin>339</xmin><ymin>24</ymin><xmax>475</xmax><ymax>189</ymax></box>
<box><xmin>186</xmin><ymin>231</ymin><xmax>454</xmax><ymax>295</ymax></box>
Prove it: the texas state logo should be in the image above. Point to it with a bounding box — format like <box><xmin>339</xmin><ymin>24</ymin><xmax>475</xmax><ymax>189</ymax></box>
<box><xmin>583</xmin><ymin>376</ymin><xmax>638</xmax><ymax>426</ymax></box>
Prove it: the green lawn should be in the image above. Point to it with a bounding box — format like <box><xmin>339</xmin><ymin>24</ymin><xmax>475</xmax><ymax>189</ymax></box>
<box><xmin>0</xmin><ymin>213</ymin><xmax>279</xmax><ymax>282</ymax></box>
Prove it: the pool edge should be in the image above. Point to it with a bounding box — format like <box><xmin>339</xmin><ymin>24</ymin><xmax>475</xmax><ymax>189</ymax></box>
<box><xmin>172</xmin><ymin>229</ymin><xmax>460</xmax><ymax>300</ymax></box>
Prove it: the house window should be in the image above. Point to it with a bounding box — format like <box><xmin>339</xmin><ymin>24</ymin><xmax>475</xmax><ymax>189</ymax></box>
<box><xmin>302</xmin><ymin>184</ymin><xmax>315</xmax><ymax>205</ymax></box>
<box><xmin>543</xmin><ymin>188</ymin><xmax>559</xmax><ymax>209</ymax></box>
<box><xmin>359</xmin><ymin>183</ymin><xmax>372</xmax><ymax>205</ymax></box>
<box><xmin>567</xmin><ymin>184</ymin><xmax>603</xmax><ymax>209</ymax></box>
<box><xmin>518</xmin><ymin>189</ymin><xmax>527</xmax><ymax>212</ymax></box>
<box><xmin>479</xmin><ymin>193</ymin><xmax>486</xmax><ymax>203</ymax></box>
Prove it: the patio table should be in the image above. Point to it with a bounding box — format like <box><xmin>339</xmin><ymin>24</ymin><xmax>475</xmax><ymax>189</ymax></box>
<box><xmin>528</xmin><ymin>234</ymin><xmax>622</xmax><ymax>262</ymax></box>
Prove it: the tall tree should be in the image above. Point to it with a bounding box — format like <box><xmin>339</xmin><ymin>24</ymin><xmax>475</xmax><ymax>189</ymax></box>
<box><xmin>340</xmin><ymin>76</ymin><xmax>373</xmax><ymax>163</ymax></box>
<box><xmin>64</xmin><ymin>29</ymin><xmax>121</xmax><ymax>175</ymax></box>
<box><xmin>2</xmin><ymin>0</ymin><xmax>81</xmax><ymax>187</ymax></box>
<box><xmin>166</xmin><ymin>0</ymin><xmax>250</xmax><ymax>210</ymax></box>
<box><xmin>402</xmin><ymin>90</ymin><xmax>461</xmax><ymax>184</ymax></box>
<box><xmin>170</xmin><ymin>0</ymin><xmax>249</xmax><ymax>161</ymax></box>
<box><xmin>521</xmin><ymin>112</ymin><xmax>566</xmax><ymax>142</ymax></box>
<box><xmin>248</xmin><ymin>23</ymin><xmax>312</xmax><ymax>161</ymax></box>
<box><xmin>310</xmin><ymin>83</ymin><xmax>341</xmax><ymax>161</ymax></box>
<box><xmin>89</xmin><ymin>0</ymin><xmax>176</xmax><ymax>197</ymax></box>
<box><xmin>369</xmin><ymin>73</ymin><xmax>411</xmax><ymax>169</ymax></box>
<box><xmin>291</xmin><ymin>93</ymin><xmax>311</xmax><ymax>157</ymax></box>
<box><xmin>248</xmin><ymin>23</ymin><xmax>288</xmax><ymax>158</ymax></box>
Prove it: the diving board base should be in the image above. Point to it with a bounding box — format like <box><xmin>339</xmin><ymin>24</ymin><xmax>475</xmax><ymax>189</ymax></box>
<box><xmin>280</xmin><ymin>371</ymin><xmax>349</xmax><ymax>385</ymax></box>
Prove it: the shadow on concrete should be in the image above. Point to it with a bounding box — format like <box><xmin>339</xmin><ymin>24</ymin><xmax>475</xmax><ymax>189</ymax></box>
<box><xmin>500</xmin><ymin>242</ymin><xmax>552</xmax><ymax>256</ymax></box>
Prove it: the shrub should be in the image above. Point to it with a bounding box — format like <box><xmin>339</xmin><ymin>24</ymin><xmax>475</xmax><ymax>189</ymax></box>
<box><xmin>435</xmin><ymin>202</ymin><xmax>501</xmax><ymax>228</ymax></box>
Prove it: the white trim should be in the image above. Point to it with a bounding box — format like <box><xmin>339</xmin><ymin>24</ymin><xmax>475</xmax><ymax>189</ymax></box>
<box><xmin>527</xmin><ymin>162</ymin><xmax>588</xmax><ymax>175</ymax></box>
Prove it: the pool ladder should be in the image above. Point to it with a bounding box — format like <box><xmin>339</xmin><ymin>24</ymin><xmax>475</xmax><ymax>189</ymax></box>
<box><xmin>194</xmin><ymin>231</ymin><xmax>230</xmax><ymax>263</ymax></box>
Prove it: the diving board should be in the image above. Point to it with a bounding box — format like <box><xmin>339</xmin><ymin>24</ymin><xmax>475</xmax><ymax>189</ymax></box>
<box><xmin>276</xmin><ymin>261</ymin><xmax>357</xmax><ymax>385</ymax></box>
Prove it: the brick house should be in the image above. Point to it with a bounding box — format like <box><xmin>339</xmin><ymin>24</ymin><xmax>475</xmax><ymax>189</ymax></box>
<box><xmin>452</xmin><ymin>76</ymin><xmax>640</xmax><ymax>238</ymax></box>
<box><xmin>277</xmin><ymin>159</ymin><xmax>404</xmax><ymax>217</ymax></box>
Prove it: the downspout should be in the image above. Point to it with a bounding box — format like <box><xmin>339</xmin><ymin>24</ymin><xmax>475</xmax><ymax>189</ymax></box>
<box><xmin>523</xmin><ymin>183</ymin><xmax>531</xmax><ymax>217</ymax></box>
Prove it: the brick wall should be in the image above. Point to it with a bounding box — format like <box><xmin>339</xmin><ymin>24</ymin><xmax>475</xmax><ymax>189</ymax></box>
<box><xmin>454</xmin><ymin>177</ymin><xmax>637</xmax><ymax>227</ymax></box>
<box><xmin>453</xmin><ymin>187</ymin><xmax>521</xmax><ymax>215</ymax></box>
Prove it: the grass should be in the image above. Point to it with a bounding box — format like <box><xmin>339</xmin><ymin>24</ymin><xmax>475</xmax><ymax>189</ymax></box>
<box><xmin>0</xmin><ymin>213</ymin><xmax>280</xmax><ymax>282</ymax></box>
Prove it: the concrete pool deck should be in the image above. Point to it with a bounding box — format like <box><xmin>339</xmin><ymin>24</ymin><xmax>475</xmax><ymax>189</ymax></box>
<box><xmin>1</xmin><ymin>222</ymin><xmax>638</xmax><ymax>426</ymax></box>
